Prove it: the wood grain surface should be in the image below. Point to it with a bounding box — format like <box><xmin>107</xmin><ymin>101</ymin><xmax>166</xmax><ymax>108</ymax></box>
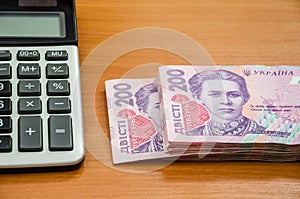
<box><xmin>1</xmin><ymin>0</ymin><xmax>300</xmax><ymax>198</ymax></box>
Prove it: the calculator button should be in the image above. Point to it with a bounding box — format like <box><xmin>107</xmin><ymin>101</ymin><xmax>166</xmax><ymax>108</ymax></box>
<box><xmin>49</xmin><ymin>116</ymin><xmax>73</xmax><ymax>151</ymax></box>
<box><xmin>17</xmin><ymin>50</ymin><xmax>40</xmax><ymax>61</ymax></box>
<box><xmin>18</xmin><ymin>116</ymin><xmax>42</xmax><ymax>152</ymax></box>
<box><xmin>18</xmin><ymin>80</ymin><xmax>41</xmax><ymax>96</ymax></box>
<box><xmin>0</xmin><ymin>136</ymin><xmax>12</xmax><ymax>152</ymax></box>
<box><xmin>0</xmin><ymin>81</ymin><xmax>12</xmax><ymax>97</ymax></box>
<box><xmin>45</xmin><ymin>50</ymin><xmax>68</xmax><ymax>61</ymax></box>
<box><xmin>48</xmin><ymin>98</ymin><xmax>71</xmax><ymax>114</ymax></box>
<box><xmin>18</xmin><ymin>98</ymin><xmax>42</xmax><ymax>114</ymax></box>
<box><xmin>0</xmin><ymin>117</ymin><xmax>12</xmax><ymax>133</ymax></box>
<box><xmin>47</xmin><ymin>80</ymin><xmax>70</xmax><ymax>96</ymax></box>
<box><xmin>0</xmin><ymin>64</ymin><xmax>11</xmax><ymax>79</ymax></box>
<box><xmin>0</xmin><ymin>99</ymin><xmax>12</xmax><ymax>115</ymax></box>
<box><xmin>46</xmin><ymin>63</ymin><xmax>69</xmax><ymax>78</ymax></box>
<box><xmin>17</xmin><ymin>63</ymin><xmax>40</xmax><ymax>79</ymax></box>
<box><xmin>0</xmin><ymin>50</ymin><xmax>11</xmax><ymax>61</ymax></box>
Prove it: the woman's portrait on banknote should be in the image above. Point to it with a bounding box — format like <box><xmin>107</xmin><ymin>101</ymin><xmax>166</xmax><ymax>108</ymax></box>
<box><xmin>186</xmin><ymin>69</ymin><xmax>266</xmax><ymax>136</ymax></box>
<box><xmin>133</xmin><ymin>83</ymin><xmax>164</xmax><ymax>152</ymax></box>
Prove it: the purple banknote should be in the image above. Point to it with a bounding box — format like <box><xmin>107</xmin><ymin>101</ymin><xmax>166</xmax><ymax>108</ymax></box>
<box><xmin>159</xmin><ymin>65</ymin><xmax>300</xmax><ymax>145</ymax></box>
<box><xmin>105</xmin><ymin>78</ymin><xmax>173</xmax><ymax>164</ymax></box>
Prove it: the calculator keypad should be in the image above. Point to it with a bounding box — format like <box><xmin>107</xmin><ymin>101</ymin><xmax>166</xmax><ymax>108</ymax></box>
<box><xmin>48</xmin><ymin>98</ymin><xmax>71</xmax><ymax>114</ymax></box>
<box><xmin>46</xmin><ymin>50</ymin><xmax>68</xmax><ymax>61</ymax></box>
<box><xmin>47</xmin><ymin>80</ymin><xmax>70</xmax><ymax>96</ymax></box>
<box><xmin>0</xmin><ymin>136</ymin><xmax>12</xmax><ymax>152</ymax></box>
<box><xmin>0</xmin><ymin>50</ymin><xmax>11</xmax><ymax>61</ymax></box>
<box><xmin>18</xmin><ymin>116</ymin><xmax>43</xmax><ymax>152</ymax></box>
<box><xmin>0</xmin><ymin>99</ymin><xmax>12</xmax><ymax>115</ymax></box>
<box><xmin>0</xmin><ymin>46</ymin><xmax>84</xmax><ymax>166</ymax></box>
<box><xmin>18</xmin><ymin>98</ymin><xmax>42</xmax><ymax>114</ymax></box>
<box><xmin>18</xmin><ymin>80</ymin><xmax>41</xmax><ymax>96</ymax></box>
<box><xmin>0</xmin><ymin>64</ymin><xmax>11</xmax><ymax>79</ymax></box>
<box><xmin>46</xmin><ymin>63</ymin><xmax>69</xmax><ymax>78</ymax></box>
<box><xmin>17</xmin><ymin>63</ymin><xmax>41</xmax><ymax>79</ymax></box>
<box><xmin>17</xmin><ymin>50</ymin><xmax>40</xmax><ymax>61</ymax></box>
<box><xmin>0</xmin><ymin>81</ymin><xmax>12</xmax><ymax>97</ymax></box>
<box><xmin>48</xmin><ymin>115</ymin><xmax>73</xmax><ymax>151</ymax></box>
<box><xmin>0</xmin><ymin>117</ymin><xmax>12</xmax><ymax>133</ymax></box>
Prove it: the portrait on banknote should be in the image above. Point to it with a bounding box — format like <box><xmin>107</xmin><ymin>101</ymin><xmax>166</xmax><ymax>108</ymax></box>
<box><xmin>186</xmin><ymin>69</ymin><xmax>266</xmax><ymax>136</ymax></box>
<box><xmin>133</xmin><ymin>83</ymin><xmax>164</xmax><ymax>153</ymax></box>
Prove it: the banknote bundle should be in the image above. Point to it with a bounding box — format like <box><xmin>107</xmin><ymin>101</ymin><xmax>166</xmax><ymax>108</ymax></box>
<box><xmin>159</xmin><ymin>65</ymin><xmax>300</xmax><ymax>162</ymax></box>
<box><xmin>105</xmin><ymin>65</ymin><xmax>300</xmax><ymax>164</ymax></box>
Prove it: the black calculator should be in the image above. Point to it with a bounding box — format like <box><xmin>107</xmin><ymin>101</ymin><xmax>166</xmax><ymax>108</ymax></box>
<box><xmin>0</xmin><ymin>0</ymin><xmax>85</xmax><ymax>169</ymax></box>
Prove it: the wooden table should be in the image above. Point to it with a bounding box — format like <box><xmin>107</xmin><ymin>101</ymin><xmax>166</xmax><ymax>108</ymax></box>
<box><xmin>1</xmin><ymin>0</ymin><xmax>300</xmax><ymax>198</ymax></box>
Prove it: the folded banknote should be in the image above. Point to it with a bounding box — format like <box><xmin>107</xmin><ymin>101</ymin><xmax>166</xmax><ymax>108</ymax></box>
<box><xmin>105</xmin><ymin>78</ymin><xmax>173</xmax><ymax>164</ymax></box>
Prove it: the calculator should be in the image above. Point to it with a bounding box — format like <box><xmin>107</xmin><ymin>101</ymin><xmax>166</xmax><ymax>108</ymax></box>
<box><xmin>0</xmin><ymin>0</ymin><xmax>85</xmax><ymax>169</ymax></box>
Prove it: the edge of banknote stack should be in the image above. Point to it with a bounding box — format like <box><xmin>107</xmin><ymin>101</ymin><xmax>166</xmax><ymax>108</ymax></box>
<box><xmin>105</xmin><ymin>65</ymin><xmax>300</xmax><ymax>164</ymax></box>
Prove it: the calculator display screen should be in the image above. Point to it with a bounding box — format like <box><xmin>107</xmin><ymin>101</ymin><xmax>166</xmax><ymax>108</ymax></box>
<box><xmin>0</xmin><ymin>12</ymin><xmax>65</xmax><ymax>38</ymax></box>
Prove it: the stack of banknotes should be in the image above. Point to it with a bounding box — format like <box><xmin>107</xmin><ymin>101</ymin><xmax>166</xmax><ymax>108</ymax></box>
<box><xmin>105</xmin><ymin>65</ymin><xmax>300</xmax><ymax>164</ymax></box>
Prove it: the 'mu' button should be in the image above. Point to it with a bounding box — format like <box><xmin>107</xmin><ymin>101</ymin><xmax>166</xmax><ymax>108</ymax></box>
<box><xmin>46</xmin><ymin>50</ymin><xmax>68</xmax><ymax>61</ymax></box>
